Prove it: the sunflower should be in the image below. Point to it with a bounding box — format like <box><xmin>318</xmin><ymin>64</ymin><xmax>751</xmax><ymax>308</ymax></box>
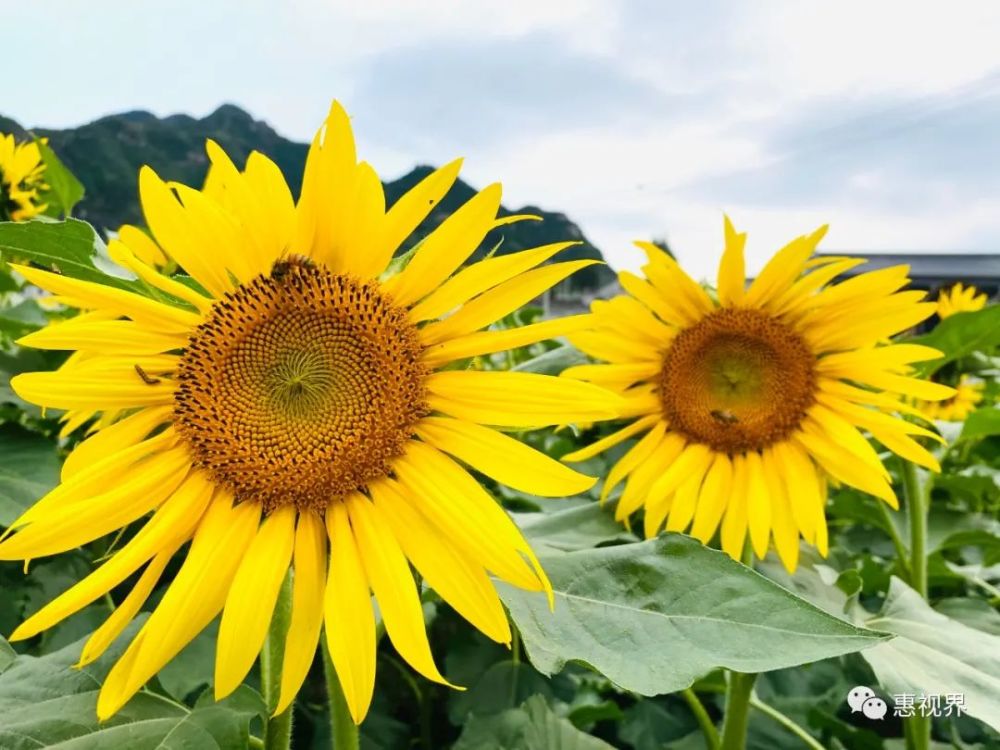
<box><xmin>561</xmin><ymin>218</ymin><xmax>954</xmax><ymax>572</ymax></box>
<box><xmin>919</xmin><ymin>375</ymin><xmax>984</xmax><ymax>421</ymax></box>
<box><xmin>0</xmin><ymin>102</ymin><xmax>620</xmax><ymax>723</ymax></box>
<box><xmin>936</xmin><ymin>282</ymin><xmax>988</xmax><ymax>319</ymax></box>
<box><xmin>0</xmin><ymin>133</ymin><xmax>47</xmax><ymax>221</ymax></box>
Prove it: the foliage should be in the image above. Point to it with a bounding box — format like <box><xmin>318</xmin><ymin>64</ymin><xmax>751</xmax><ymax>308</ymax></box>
<box><xmin>0</xmin><ymin>201</ymin><xmax>999</xmax><ymax>749</ymax></box>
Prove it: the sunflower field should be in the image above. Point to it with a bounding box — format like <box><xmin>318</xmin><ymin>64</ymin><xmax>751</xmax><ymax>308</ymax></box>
<box><xmin>0</xmin><ymin>103</ymin><xmax>999</xmax><ymax>750</ymax></box>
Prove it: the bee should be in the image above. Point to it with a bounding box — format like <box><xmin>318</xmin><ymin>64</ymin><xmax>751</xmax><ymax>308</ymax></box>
<box><xmin>134</xmin><ymin>364</ymin><xmax>161</xmax><ymax>386</ymax></box>
<box><xmin>271</xmin><ymin>254</ymin><xmax>315</xmax><ymax>281</ymax></box>
<box><xmin>710</xmin><ymin>409</ymin><xmax>739</xmax><ymax>425</ymax></box>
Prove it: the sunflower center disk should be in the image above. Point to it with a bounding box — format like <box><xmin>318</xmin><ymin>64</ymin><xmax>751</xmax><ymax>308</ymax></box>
<box><xmin>174</xmin><ymin>261</ymin><xmax>427</xmax><ymax>512</ymax></box>
<box><xmin>659</xmin><ymin>308</ymin><xmax>816</xmax><ymax>454</ymax></box>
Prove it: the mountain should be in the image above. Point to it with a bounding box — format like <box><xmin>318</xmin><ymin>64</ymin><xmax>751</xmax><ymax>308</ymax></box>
<box><xmin>0</xmin><ymin>105</ymin><xmax>613</xmax><ymax>290</ymax></box>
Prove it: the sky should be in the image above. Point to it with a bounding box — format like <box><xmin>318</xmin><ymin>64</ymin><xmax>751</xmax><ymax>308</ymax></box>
<box><xmin>6</xmin><ymin>0</ymin><xmax>1000</xmax><ymax>280</ymax></box>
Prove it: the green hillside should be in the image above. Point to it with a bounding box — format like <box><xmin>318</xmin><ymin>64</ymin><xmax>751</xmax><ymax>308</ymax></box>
<box><xmin>1</xmin><ymin>105</ymin><xmax>613</xmax><ymax>289</ymax></box>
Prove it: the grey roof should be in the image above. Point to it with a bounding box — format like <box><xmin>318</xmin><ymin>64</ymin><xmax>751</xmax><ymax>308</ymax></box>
<box><xmin>819</xmin><ymin>252</ymin><xmax>1000</xmax><ymax>283</ymax></box>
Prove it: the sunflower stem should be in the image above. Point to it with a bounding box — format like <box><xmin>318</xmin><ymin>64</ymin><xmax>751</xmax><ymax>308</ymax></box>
<box><xmin>682</xmin><ymin>688</ymin><xmax>719</xmax><ymax>750</ymax></box>
<box><xmin>262</xmin><ymin>573</ymin><xmax>294</xmax><ymax>750</ymax></box>
<box><xmin>322</xmin><ymin>640</ymin><xmax>360</xmax><ymax>750</ymax></box>
<box><xmin>901</xmin><ymin>458</ymin><xmax>932</xmax><ymax>750</ymax></box>
<box><xmin>719</xmin><ymin>671</ymin><xmax>756</xmax><ymax>750</ymax></box>
<box><xmin>748</xmin><ymin>695</ymin><xmax>824</xmax><ymax>750</ymax></box>
<box><xmin>875</xmin><ymin>498</ymin><xmax>911</xmax><ymax>580</ymax></box>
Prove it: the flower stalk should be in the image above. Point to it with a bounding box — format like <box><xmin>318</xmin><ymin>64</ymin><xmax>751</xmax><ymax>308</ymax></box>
<box><xmin>261</xmin><ymin>574</ymin><xmax>294</xmax><ymax>750</ymax></box>
<box><xmin>901</xmin><ymin>458</ymin><xmax>932</xmax><ymax>750</ymax></box>
<box><xmin>322</xmin><ymin>640</ymin><xmax>360</xmax><ymax>750</ymax></box>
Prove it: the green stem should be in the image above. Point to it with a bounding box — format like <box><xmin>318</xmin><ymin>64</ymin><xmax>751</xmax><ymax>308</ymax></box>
<box><xmin>682</xmin><ymin>688</ymin><xmax>720</xmax><ymax>750</ymax></box>
<box><xmin>901</xmin><ymin>458</ymin><xmax>932</xmax><ymax>750</ymax></box>
<box><xmin>322</xmin><ymin>640</ymin><xmax>360</xmax><ymax>750</ymax></box>
<box><xmin>261</xmin><ymin>574</ymin><xmax>294</xmax><ymax>750</ymax></box>
<box><xmin>748</xmin><ymin>696</ymin><xmax>823</xmax><ymax>750</ymax></box>
<box><xmin>719</xmin><ymin>672</ymin><xmax>757</xmax><ymax>750</ymax></box>
<box><xmin>875</xmin><ymin>498</ymin><xmax>912</xmax><ymax>580</ymax></box>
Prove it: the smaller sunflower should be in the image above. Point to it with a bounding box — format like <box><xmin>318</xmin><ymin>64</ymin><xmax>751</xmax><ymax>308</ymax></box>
<box><xmin>919</xmin><ymin>376</ymin><xmax>984</xmax><ymax>421</ymax></box>
<box><xmin>0</xmin><ymin>134</ymin><xmax>47</xmax><ymax>221</ymax></box>
<box><xmin>936</xmin><ymin>282</ymin><xmax>988</xmax><ymax>319</ymax></box>
<box><xmin>562</xmin><ymin>217</ymin><xmax>954</xmax><ymax>572</ymax></box>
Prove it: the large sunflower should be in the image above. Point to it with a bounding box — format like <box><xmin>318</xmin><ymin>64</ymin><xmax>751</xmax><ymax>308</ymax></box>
<box><xmin>562</xmin><ymin>218</ymin><xmax>953</xmax><ymax>572</ymax></box>
<box><xmin>0</xmin><ymin>102</ymin><xmax>620</xmax><ymax>722</ymax></box>
<box><xmin>936</xmin><ymin>281</ymin><xmax>988</xmax><ymax>319</ymax></box>
<box><xmin>0</xmin><ymin>133</ymin><xmax>47</xmax><ymax>221</ymax></box>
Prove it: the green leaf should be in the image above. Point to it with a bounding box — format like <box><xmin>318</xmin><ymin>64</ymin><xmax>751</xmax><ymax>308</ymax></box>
<box><xmin>512</xmin><ymin>501</ymin><xmax>636</xmax><ymax>553</ymax></box>
<box><xmin>37</xmin><ymin>140</ymin><xmax>85</xmax><ymax>219</ymax></box>
<box><xmin>0</xmin><ymin>299</ymin><xmax>48</xmax><ymax>339</ymax></box>
<box><xmin>960</xmin><ymin>407</ymin><xmax>1000</xmax><ymax>442</ymax></box>
<box><xmin>0</xmin><ymin>637</ymin><xmax>15</xmax><ymax>676</ymax></box>
<box><xmin>0</xmin><ymin>621</ymin><xmax>265</xmax><ymax>749</ymax></box>
<box><xmin>0</xmin><ymin>423</ymin><xmax>61</xmax><ymax>527</ymax></box>
<box><xmin>860</xmin><ymin>576</ymin><xmax>1000</xmax><ymax>731</ymax></box>
<box><xmin>911</xmin><ymin>306</ymin><xmax>1000</xmax><ymax>373</ymax></box>
<box><xmin>618</xmin><ymin>699</ymin><xmax>699</xmax><ymax>750</ymax></box>
<box><xmin>933</xmin><ymin>598</ymin><xmax>1000</xmax><ymax>636</ymax></box>
<box><xmin>498</xmin><ymin>535</ymin><xmax>890</xmax><ymax>695</ymax></box>
<box><xmin>0</xmin><ymin>218</ymin><xmax>136</xmax><ymax>292</ymax></box>
<box><xmin>454</xmin><ymin>695</ymin><xmax>614</xmax><ymax>750</ymax></box>
<box><xmin>449</xmin><ymin>661</ymin><xmax>553</xmax><ymax>724</ymax></box>
<box><xmin>512</xmin><ymin>345</ymin><xmax>588</xmax><ymax>375</ymax></box>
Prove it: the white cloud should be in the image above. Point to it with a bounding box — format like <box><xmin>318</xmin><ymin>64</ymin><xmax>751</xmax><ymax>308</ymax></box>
<box><xmin>5</xmin><ymin>0</ymin><xmax>1000</xmax><ymax>277</ymax></box>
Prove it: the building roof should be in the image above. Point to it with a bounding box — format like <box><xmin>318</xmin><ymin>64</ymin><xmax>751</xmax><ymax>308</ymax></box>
<box><xmin>820</xmin><ymin>253</ymin><xmax>1000</xmax><ymax>286</ymax></box>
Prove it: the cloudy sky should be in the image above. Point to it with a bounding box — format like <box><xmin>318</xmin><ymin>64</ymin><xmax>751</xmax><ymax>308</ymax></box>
<box><xmin>7</xmin><ymin>1</ymin><xmax>1000</xmax><ymax>279</ymax></box>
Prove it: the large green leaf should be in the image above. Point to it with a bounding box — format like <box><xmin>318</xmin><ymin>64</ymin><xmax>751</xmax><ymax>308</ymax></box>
<box><xmin>0</xmin><ymin>218</ymin><xmax>136</xmax><ymax>292</ymax></box>
<box><xmin>0</xmin><ymin>423</ymin><xmax>61</xmax><ymax>526</ymax></box>
<box><xmin>0</xmin><ymin>298</ymin><xmax>48</xmax><ymax>339</ymax></box>
<box><xmin>911</xmin><ymin>306</ymin><xmax>1000</xmax><ymax>373</ymax></box>
<box><xmin>453</xmin><ymin>695</ymin><xmax>614</xmax><ymax>750</ymax></box>
<box><xmin>860</xmin><ymin>577</ymin><xmax>1000</xmax><ymax>731</ymax></box>
<box><xmin>0</xmin><ymin>622</ymin><xmax>266</xmax><ymax>749</ymax></box>
<box><xmin>512</xmin><ymin>500</ymin><xmax>635</xmax><ymax>553</ymax></box>
<box><xmin>498</xmin><ymin>535</ymin><xmax>889</xmax><ymax>695</ymax></box>
<box><xmin>37</xmin><ymin>140</ymin><xmax>85</xmax><ymax>219</ymax></box>
<box><xmin>960</xmin><ymin>407</ymin><xmax>1000</xmax><ymax>442</ymax></box>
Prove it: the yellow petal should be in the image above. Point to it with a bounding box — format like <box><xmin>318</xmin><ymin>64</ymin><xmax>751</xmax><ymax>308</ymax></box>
<box><xmin>720</xmin><ymin>455</ymin><xmax>749</xmax><ymax>560</ymax></box>
<box><xmin>373</xmin><ymin>159</ymin><xmax>462</xmax><ymax>267</ymax></box>
<box><xmin>139</xmin><ymin>166</ymin><xmax>234</xmax><ymax>296</ymax></box>
<box><xmin>324</xmin><ymin>501</ymin><xmax>376</xmax><ymax>725</ymax></box>
<box><xmin>426</xmin><ymin>370</ymin><xmax>622</xmax><ymax>427</ymax></box>
<box><xmin>601</xmin><ymin>422</ymin><xmax>668</xmax><ymax>503</ymax></box>
<box><xmin>117</xmin><ymin>225</ymin><xmax>168</xmax><ymax>268</ymax></box>
<box><xmin>409</xmin><ymin>242</ymin><xmax>576</xmax><ymax>322</ymax></box>
<box><xmin>19</xmin><ymin>318</ymin><xmax>187</xmax><ymax>355</ymax></box>
<box><xmin>420</xmin><ymin>260</ymin><xmax>598</xmax><ymax>345</ymax></box>
<box><xmin>97</xmin><ymin>493</ymin><xmax>261</xmax><ymax>720</ymax></box>
<box><xmin>370</xmin><ymin>480</ymin><xmax>510</xmax><ymax>644</ymax></box>
<box><xmin>275</xmin><ymin>511</ymin><xmax>328</xmax><ymax>716</ymax></box>
<box><xmin>717</xmin><ymin>215</ymin><xmax>746</xmax><ymax>306</ymax></box>
<box><xmin>744</xmin><ymin>225</ymin><xmax>828</xmax><ymax>308</ymax></box>
<box><xmin>10</xmin><ymin>264</ymin><xmax>200</xmax><ymax>334</ymax></box>
<box><xmin>745</xmin><ymin>451</ymin><xmax>772</xmax><ymax>558</ymax></box>
<box><xmin>11</xmin><ymin>472</ymin><xmax>212</xmax><ymax>640</ymax></box>
<box><xmin>216</xmin><ymin>505</ymin><xmax>296</xmax><ymax>700</ymax></box>
<box><xmin>382</xmin><ymin>184</ymin><xmax>502</xmax><ymax>308</ymax></box>
<box><xmin>422</xmin><ymin>315</ymin><xmax>591</xmax><ymax>368</ymax></box>
<box><xmin>416</xmin><ymin>417</ymin><xmax>595</xmax><ymax>496</ymax></box>
<box><xmin>560</xmin><ymin>414</ymin><xmax>659</xmax><ymax>463</ymax></box>
<box><xmin>0</xmin><ymin>446</ymin><xmax>191</xmax><ymax>560</ymax></box>
<box><xmin>690</xmin><ymin>453</ymin><xmax>732</xmax><ymax>543</ymax></box>
<box><xmin>77</xmin><ymin>546</ymin><xmax>177</xmax><ymax>667</ymax></box>
<box><xmin>347</xmin><ymin>494</ymin><xmax>455</xmax><ymax>687</ymax></box>
<box><xmin>61</xmin><ymin>406</ymin><xmax>172</xmax><ymax>480</ymax></box>
<box><xmin>392</xmin><ymin>443</ymin><xmax>551</xmax><ymax>602</ymax></box>
<box><xmin>761</xmin><ymin>449</ymin><xmax>800</xmax><ymax>572</ymax></box>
